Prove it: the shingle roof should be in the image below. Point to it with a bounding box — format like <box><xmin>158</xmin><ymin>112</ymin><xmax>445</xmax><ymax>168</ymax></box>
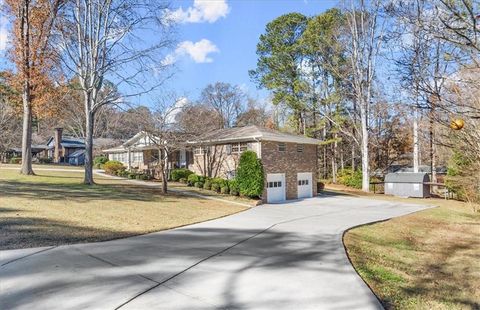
<box><xmin>188</xmin><ymin>126</ymin><xmax>322</xmax><ymax>145</ymax></box>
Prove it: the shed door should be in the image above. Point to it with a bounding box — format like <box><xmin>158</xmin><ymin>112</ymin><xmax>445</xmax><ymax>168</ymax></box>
<box><xmin>267</xmin><ymin>173</ymin><xmax>286</xmax><ymax>203</ymax></box>
<box><xmin>297</xmin><ymin>172</ymin><xmax>313</xmax><ymax>199</ymax></box>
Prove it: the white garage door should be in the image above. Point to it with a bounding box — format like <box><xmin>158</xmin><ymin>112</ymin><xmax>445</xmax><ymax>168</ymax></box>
<box><xmin>266</xmin><ymin>173</ymin><xmax>286</xmax><ymax>203</ymax></box>
<box><xmin>297</xmin><ymin>172</ymin><xmax>313</xmax><ymax>199</ymax></box>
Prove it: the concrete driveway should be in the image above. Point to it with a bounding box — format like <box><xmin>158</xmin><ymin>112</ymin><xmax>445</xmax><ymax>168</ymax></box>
<box><xmin>0</xmin><ymin>195</ymin><xmax>431</xmax><ymax>310</ymax></box>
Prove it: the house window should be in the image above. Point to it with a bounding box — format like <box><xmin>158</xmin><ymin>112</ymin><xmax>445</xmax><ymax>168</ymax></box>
<box><xmin>278</xmin><ymin>143</ymin><xmax>286</xmax><ymax>152</ymax></box>
<box><xmin>194</xmin><ymin>147</ymin><xmax>203</xmax><ymax>155</ymax></box>
<box><xmin>298</xmin><ymin>179</ymin><xmax>309</xmax><ymax>186</ymax></box>
<box><xmin>232</xmin><ymin>142</ymin><xmax>248</xmax><ymax>154</ymax></box>
<box><xmin>297</xmin><ymin>144</ymin><xmax>304</xmax><ymax>153</ymax></box>
<box><xmin>133</xmin><ymin>152</ymin><xmax>143</xmax><ymax>163</ymax></box>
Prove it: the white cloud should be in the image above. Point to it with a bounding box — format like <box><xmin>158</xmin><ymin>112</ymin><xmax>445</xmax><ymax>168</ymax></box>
<box><xmin>0</xmin><ymin>16</ymin><xmax>8</xmax><ymax>51</ymax></box>
<box><xmin>165</xmin><ymin>97</ymin><xmax>189</xmax><ymax>124</ymax></box>
<box><xmin>163</xmin><ymin>39</ymin><xmax>219</xmax><ymax>65</ymax></box>
<box><xmin>171</xmin><ymin>0</ymin><xmax>230</xmax><ymax>24</ymax></box>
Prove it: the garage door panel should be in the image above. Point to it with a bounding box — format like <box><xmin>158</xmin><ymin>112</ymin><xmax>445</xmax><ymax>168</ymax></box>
<box><xmin>297</xmin><ymin>172</ymin><xmax>312</xmax><ymax>199</ymax></box>
<box><xmin>267</xmin><ymin>173</ymin><xmax>285</xmax><ymax>203</ymax></box>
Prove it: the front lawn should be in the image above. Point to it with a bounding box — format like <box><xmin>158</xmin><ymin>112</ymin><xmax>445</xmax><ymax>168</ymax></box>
<box><xmin>0</xmin><ymin>166</ymin><xmax>247</xmax><ymax>250</ymax></box>
<box><xmin>343</xmin><ymin>193</ymin><xmax>480</xmax><ymax>309</ymax></box>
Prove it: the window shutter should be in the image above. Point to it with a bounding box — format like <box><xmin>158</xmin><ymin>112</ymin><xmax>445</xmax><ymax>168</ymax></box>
<box><xmin>226</xmin><ymin>144</ymin><xmax>232</xmax><ymax>155</ymax></box>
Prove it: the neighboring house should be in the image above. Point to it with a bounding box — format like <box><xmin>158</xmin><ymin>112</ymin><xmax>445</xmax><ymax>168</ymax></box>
<box><xmin>102</xmin><ymin>131</ymin><xmax>193</xmax><ymax>173</ymax></box>
<box><xmin>0</xmin><ymin>145</ymin><xmax>48</xmax><ymax>163</ymax></box>
<box><xmin>46</xmin><ymin>128</ymin><xmax>86</xmax><ymax>165</ymax></box>
<box><xmin>188</xmin><ymin>126</ymin><xmax>322</xmax><ymax>203</ymax></box>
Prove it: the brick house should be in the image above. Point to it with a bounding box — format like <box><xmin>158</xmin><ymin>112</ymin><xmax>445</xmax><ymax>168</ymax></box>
<box><xmin>188</xmin><ymin>126</ymin><xmax>321</xmax><ymax>203</ymax></box>
<box><xmin>103</xmin><ymin>131</ymin><xmax>193</xmax><ymax>173</ymax></box>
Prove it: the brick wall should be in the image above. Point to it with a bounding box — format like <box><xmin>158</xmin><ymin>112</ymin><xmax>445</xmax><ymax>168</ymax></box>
<box><xmin>261</xmin><ymin>141</ymin><xmax>318</xmax><ymax>201</ymax></box>
<box><xmin>190</xmin><ymin>142</ymin><xmax>260</xmax><ymax>178</ymax></box>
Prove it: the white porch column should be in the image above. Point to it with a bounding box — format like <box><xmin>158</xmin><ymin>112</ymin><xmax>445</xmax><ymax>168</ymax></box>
<box><xmin>127</xmin><ymin>148</ymin><xmax>131</xmax><ymax>170</ymax></box>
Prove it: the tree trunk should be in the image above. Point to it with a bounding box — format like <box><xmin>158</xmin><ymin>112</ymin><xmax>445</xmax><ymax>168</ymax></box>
<box><xmin>413</xmin><ymin>107</ymin><xmax>419</xmax><ymax>173</ymax></box>
<box><xmin>351</xmin><ymin>145</ymin><xmax>355</xmax><ymax>171</ymax></box>
<box><xmin>20</xmin><ymin>86</ymin><xmax>34</xmax><ymax>175</ymax></box>
<box><xmin>360</xmin><ymin>105</ymin><xmax>369</xmax><ymax>192</ymax></box>
<box><xmin>84</xmin><ymin>110</ymin><xmax>94</xmax><ymax>185</ymax></box>
<box><xmin>332</xmin><ymin>133</ymin><xmax>338</xmax><ymax>183</ymax></box>
<box><xmin>20</xmin><ymin>1</ymin><xmax>33</xmax><ymax>175</ymax></box>
<box><xmin>162</xmin><ymin>151</ymin><xmax>168</xmax><ymax>193</ymax></box>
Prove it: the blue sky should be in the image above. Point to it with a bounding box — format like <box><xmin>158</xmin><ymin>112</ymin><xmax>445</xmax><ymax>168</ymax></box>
<box><xmin>0</xmin><ymin>0</ymin><xmax>340</xmax><ymax>107</ymax></box>
<box><xmin>163</xmin><ymin>0</ymin><xmax>339</xmax><ymax>104</ymax></box>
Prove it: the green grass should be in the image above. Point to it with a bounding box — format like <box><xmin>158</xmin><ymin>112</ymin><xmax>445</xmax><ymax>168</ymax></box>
<box><xmin>343</xmin><ymin>196</ymin><xmax>480</xmax><ymax>309</ymax></box>
<box><xmin>0</xmin><ymin>167</ymin><xmax>247</xmax><ymax>250</ymax></box>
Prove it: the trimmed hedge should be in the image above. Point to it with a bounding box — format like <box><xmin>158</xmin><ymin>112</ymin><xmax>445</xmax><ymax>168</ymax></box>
<box><xmin>236</xmin><ymin>151</ymin><xmax>264</xmax><ymax>198</ymax></box>
<box><xmin>228</xmin><ymin>179</ymin><xmax>240</xmax><ymax>196</ymax></box>
<box><xmin>203</xmin><ymin>179</ymin><xmax>212</xmax><ymax>190</ymax></box>
<box><xmin>171</xmin><ymin>168</ymin><xmax>193</xmax><ymax>181</ymax></box>
<box><xmin>220</xmin><ymin>186</ymin><xmax>229</xmax><ymax>194</ymax></box>
<box><xmin>211</xmin><ymin>183</ymin><xmax>221</xmax><ymax>192</ymax></box>
<box><xmin>187</xmin><ymin>174</ymin><xmax>206</xmax><ymax>186</ymax></box>
<box><xmin>103</xmin><ymin>160</ymin><xmax>125</xmax><ymax>175</ymax></box>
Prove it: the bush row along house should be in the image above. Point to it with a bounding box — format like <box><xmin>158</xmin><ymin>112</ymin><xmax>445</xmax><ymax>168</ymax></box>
<box><xmin>103</xmin><ymin>126</ymin><xmax>322</xmax><ymax>203</ymax></box>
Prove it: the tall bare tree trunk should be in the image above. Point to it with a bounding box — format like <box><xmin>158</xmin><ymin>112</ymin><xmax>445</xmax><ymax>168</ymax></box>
<box><xmin>351</xmin><ymin>145</ymin><xmax>355</xmax><ymax>171</ymax></box>
<box><xmin>332</xmin><ymin>133</ymin><xmax>338</xmax><ymax>183</ymax></box>
<box><xmin>413</xmin><ymin>107</ymin><xmax>419</xmax><ymax>173</ymax></box>
<box><xmin>20</xmin><ymin>0</ymin><xmax>34</xmax><ymax>175</ymax></box>
<box><xmin>84</xmin><ymin>109</ymin><xmax>94</xmax><ymax>184</ymax></box>
<box><xmin>20</xmin><ymin>85</ymin><xmax>34</xmax><ymax>175</ymax></box>
<box><xmin>360</xmin><ymin>104</ymin><xmax>369</xmax><ymax>192</ymax></box>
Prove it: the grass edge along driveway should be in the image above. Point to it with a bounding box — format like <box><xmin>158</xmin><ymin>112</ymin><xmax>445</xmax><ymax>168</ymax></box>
<box><xmin>0</xmin><ymin>167</ymin><xmax>248</xmax><ymax>250</ymax></box>
<box><xmin>340</xmin><ymin>188</ymin><xmax>480</xmax><ymax>310</ymax></box>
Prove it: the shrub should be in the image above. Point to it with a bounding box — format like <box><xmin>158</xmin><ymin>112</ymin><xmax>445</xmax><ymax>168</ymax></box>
<box><xmin>211</xmin><ymin>183</ymin><xmax>221</xmax><ymax>192</ymax></box>
<box><xmin>187</xmin><ymin>174</ymin><xmax>200</xmax><ymax>186</ymax></box>
<box><xmin>103</xmin><ymin>160</ymin><xmax>125</xmax><ymax>175</ymax></box>
<box><xmin>211</xmin><ymin>177</ymin><xmax>228</xmax><ymax>188</ymax></box>
<box><xmin>118</xmin><ymin>170</ymin><xmax>129</xmax><ymax>177</ymax></box>
<box><xmin>195</xmin><ymin>181</ymin><xmax>204</xmax><ymax>188</ymax></box>
<box><xmin>337</xmin><ymin>168</ymin><xmax>362</xmax><ymax>189</ymax></box>
<box><xmin>94</xmin><ymin>156</ymin><xmax>109</xmax><ymax>168</ymax></box>
<box><xmin>38</xmin><ymin>157</ymin><xmax>52</xmax><ymax>164</ymax></box>
<box><xmin>220</xmin><ymin>186</ymin><xmax>229</xmax><ymax>194</ymax></box>
<box><xmin>203</xmin><ymin>179</ymin><xmax>212</xmax><ymax>190</ymax></box>
<box><xmin>228</xmin><ymin>179</ymin><xmax>240</xmax><ymax>196</ymax></box>
<box><xmin>236</xmin><ymin>151</ymin><xmax>264</xmax><ymax>198</ymax></box>
<box><xmin>128</xmin><ymin>173</ymin><xmax>137</xmax><ymax>179</ymax></box>
<box><xmin>171</xmin><ymin>168</ymin><xmax>194</xmax><ymax>181</ymax></box>
<box><xmin>187</xmin><ymin>174</ymin><xmax>206</xmax><ymax>186</ymax></box>
<box><xmin>179</xmin><ymin>177</ymin><xmax>187</xmax><ymax>184</ymax></box>
<box><xmin>9</xmin><ymin>157</ymin><xmax>21</xmax><ymax>164</ymax></box>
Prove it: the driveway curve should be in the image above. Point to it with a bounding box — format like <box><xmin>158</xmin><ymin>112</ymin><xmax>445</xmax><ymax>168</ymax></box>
<box><xmin>0</xmin><ymin>195</ymin><xmax>431</xmax><ymax>310</ymax></box>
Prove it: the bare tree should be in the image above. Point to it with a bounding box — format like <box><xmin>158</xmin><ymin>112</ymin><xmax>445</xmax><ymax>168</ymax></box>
<box><xmin>175</xmin><ymin>103</ymin><xmax>222</xmax><ymax>134</ymax></box>
<box><xmin>146</xmin><ymin>98</ymin><xmax>187</xmax><ymax>193</ymax></box>
<box><xmin>200</xmin><ymin>82</ymin><xmax>246</xmax><ymax>128</ymax></box>
<box><xmin>344</xmin><ymin>0</ymin><xmax>385</xmax><ymax>192</ymax></box>
<box><xmin>58</xmin><ymin>0</ymin><xmax>174</xmax><ymax>184</ymax></box>
<box><xmin>236</xmin><ymin>98</ymin><xmax>271</xmax><ymax>127</ymax></box>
